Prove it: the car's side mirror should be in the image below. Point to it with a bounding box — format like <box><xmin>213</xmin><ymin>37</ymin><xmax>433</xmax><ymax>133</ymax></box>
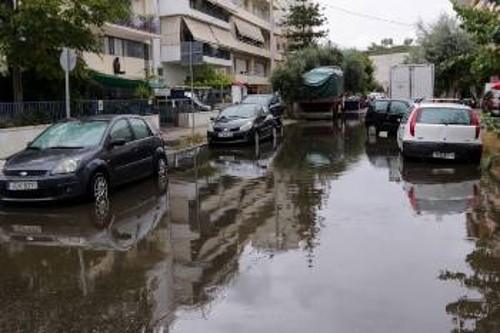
<box><xmin>108</xmin><ymin>138</ymin><xmax>126</xmax><ymax>149</ymax></box>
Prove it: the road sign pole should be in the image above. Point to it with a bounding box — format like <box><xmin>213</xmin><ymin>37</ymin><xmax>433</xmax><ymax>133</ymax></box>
<box><xmin>65</xmin><ymin>67</ymin><xmax>70</xmax><ymax>119</ymax></box>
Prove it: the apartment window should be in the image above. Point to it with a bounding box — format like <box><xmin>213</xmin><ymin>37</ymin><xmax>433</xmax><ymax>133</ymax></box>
<box><xmin>235</xmin><ymin>58</ymin><xmax>249</xmax><ymax>74</ymax></box>
<box><xmin>125</xmin><ymin>40</ymin><xmax>145</xmax><ymax>59</ymax></box>
<box><xmin>255</xmin><ymin>61</ymin><xmax>267</xmax><ymax>77</ymax></box>
<box><xmin>203</xmin><ymin>44</ymin><xmax>231</xmax><ymax>60</ymax></box>
<box><xmin>189</xmin><ymin>0</ymin><xmax>230</xmax><ymax>22</ymax></box>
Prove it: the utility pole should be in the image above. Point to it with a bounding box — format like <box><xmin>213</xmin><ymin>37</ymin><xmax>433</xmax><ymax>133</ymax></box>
<box><xmin>189</xmin><ymin>41</ymin><xmax>195</xmax><ymax>137</ymax></box>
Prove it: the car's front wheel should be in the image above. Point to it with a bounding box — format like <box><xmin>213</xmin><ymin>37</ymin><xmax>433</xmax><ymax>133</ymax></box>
<box><xmin>90</xmin><ymin>172</ymin><xmax>109</xmax><ymax>202</ymax></box>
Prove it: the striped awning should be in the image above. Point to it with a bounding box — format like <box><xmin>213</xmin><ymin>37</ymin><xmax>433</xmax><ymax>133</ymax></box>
<box><xmin>183</xmin><ymin>17</ymin><xmax>217</xmax><ymax>44</ymax></box>
<box><xmin>233</xmin><ymin>17</ymin><xmax>265</xmax><ymax>43</ymax></box>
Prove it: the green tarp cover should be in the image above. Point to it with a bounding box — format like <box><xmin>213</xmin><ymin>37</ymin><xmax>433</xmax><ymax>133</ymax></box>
<box><xmin>301</xmin><ymin>66</ymin><xmax>344</xmax><ymax>100</ymax></box>
<box><xmin>91</xmin><ymin>71</ymin><xmax>145</xmax><ymax>90</ymax></box>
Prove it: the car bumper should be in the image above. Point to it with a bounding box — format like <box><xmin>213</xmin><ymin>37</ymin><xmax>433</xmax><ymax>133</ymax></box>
<box><xmin>207</xmin><ymin>130</ymin><xmax>254</xmax><ymax>145</ymax></box>
<box><xmin>0</xmin><ymin>173</ymin><xmax>87</xmax><ymax>202</ymax></box>
<box><xmin>403</xmin><ymin>141</ymin><xmax>482</xmax><ymax>161</ymax></box>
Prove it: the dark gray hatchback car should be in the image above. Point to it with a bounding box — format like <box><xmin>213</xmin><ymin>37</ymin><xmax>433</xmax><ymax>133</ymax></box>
<box><xmin>0</xmin><ymin>115</ymin><xmax>167</xmax><ymax>202</ymax></box>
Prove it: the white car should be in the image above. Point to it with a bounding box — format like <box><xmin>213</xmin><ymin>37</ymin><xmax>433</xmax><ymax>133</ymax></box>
<box><xmin>397</xmin><ymin>103</ymin><xmax>482</xmax><ymax>162</ymax></box>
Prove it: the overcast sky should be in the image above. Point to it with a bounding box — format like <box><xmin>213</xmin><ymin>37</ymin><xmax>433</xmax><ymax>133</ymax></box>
<box><xmin>316</xmin><ymin>0</ymin><xmax>456</xmax><ymax>49</ymax></box>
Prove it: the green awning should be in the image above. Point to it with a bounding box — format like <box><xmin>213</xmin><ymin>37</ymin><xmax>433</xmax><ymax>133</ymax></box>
<box><xmin>91</xmin><ymin>71</ymin><xmax>145</xmax><ymax>90</ymax></box>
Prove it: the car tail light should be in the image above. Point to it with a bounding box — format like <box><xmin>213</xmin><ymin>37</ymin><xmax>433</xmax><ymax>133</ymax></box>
<box><xmin>409</xmin><ymin>108</ymin><xmax>420</xmax><ymax>137</ymax></box>
<box><xmin>470</xmin><ymin>111</ymin><xmax>480</xmax><ymax>139</ymax></box>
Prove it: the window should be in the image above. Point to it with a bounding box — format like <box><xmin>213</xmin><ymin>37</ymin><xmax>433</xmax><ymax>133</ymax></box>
<box><xmin>125</xmin><ymin>40</ymin><xmax>146</xmax><ymax>59</ymax></box>
<box><xmin>30</xmin><ymin>121</ymin><xmax>108</xmax><ymax>149</ymax></box>
<box><xmin>374</xmin><ymin>101</ymin><xmax>389</xmax><ymax>113</ymax></box>
<box><xmin>130</xmin><ymin>118</ymin><xmax>152</xmax><ymax>140</ymax></box>
<box><xmin>417</xmin><ymin>108</ymin><xmax>471</xmax><ymax>125</ymax></box>
<box><xmin>110</xmin><ymin>119</ymin><xmax>134</xmax><ymax>142</ymax></box>
<box><xmin>389</xmin><ymin>101</ymin><xmax>411</xmax><ymax>114</ymax></box>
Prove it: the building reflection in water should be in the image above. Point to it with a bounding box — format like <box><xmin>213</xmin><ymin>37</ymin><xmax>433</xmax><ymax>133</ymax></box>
<box><xmin>0</xmin><ymin>121</ymin><xmax>367</xmax><ymax>332</ymax></box>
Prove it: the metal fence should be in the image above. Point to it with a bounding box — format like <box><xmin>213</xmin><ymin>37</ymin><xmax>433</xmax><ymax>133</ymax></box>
<box><xmin>0</xmin><ymin>100</ymin><xmax>157</xmax><ymax>128</ymax></box>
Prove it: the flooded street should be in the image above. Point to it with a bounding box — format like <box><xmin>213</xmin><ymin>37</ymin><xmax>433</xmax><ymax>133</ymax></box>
<box><xmin>1</xmin><ymin>120</ymin><xmax>499</xmax><ymax>332</ymax></box>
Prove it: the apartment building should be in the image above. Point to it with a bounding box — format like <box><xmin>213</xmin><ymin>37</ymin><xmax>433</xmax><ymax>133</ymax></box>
<box><xmin>82</xmin><ymin>0</ymin><xmax>162</xmax><ymax>97</ymax></box>
<box><xmin>159</xmin><ymin>0</ymin><xmax>289</xmax><ymax>93</ymax></box>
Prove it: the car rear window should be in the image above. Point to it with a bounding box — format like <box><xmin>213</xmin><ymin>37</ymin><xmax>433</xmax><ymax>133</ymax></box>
<box><xmin>417</xmin><ymin>108</ymin><xmax>471</xmax><ymax>125</ymax></box>
<box><xmin>373</xmin><ymin>101</ymin><xmax>389</xmax><ymax>112</ymax></box>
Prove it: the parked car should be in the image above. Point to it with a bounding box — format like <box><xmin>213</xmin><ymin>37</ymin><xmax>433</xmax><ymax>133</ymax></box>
<box><xmin>397</xmin><ymin>103</ymin><xmax>482</xmax><ymax>162</ymax></box>
<box><xmin>422</xmin><ymin>98</ymin><xmax>465</xmax><ymax>105</ymax></box>
<box><xmin>365</xmin><ymin>99</ymin><xmax>414</xmax><ymax>136</ymax></box>
<box><xmin>0</xmin><ymin>115</ymin><xmax>168</xmax><ymax>202</ymax></box>
<box><xmin>241</xmin><ymin>94</ymin><xmax>284</xmax><ymax>133</ymax></box>
<box><xmin>207</xmin><ymin>104</ymin><xmax>278</xmax><ymax>146</ymax></box>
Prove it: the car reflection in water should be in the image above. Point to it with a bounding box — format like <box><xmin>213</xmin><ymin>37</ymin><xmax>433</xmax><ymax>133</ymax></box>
<box><xmin>208</xmin><ymin>140</ymin><xmax>280</xmax><ymax>179</ymax></box>
<box><xmin>400</xmin><ymin>160</ymin><xmax>480</xmax><ymax>216</ymax></box>
<box><xmin>0</xmin><ymin>177</ymin><xmax>169</xmax><ymax>251</ymax></box>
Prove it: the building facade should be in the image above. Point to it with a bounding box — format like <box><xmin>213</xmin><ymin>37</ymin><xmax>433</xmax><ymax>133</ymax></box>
<box><xmin>158</xmin><ymin>0</ymin><xmax>288</xmax><ymax>93</ymax></box>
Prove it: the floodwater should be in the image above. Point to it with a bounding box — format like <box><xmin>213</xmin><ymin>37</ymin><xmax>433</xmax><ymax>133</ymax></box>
<box><xmin>0</xmin><ymin>120</ymin><xmax>499</xmax><ymax>333</ymax></box>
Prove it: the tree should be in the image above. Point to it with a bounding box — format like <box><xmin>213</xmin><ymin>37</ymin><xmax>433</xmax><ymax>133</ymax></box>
<box><xmin>186</xmin><ymin>64</ymin><xmax>233</xmax><ymax>88</ymax></box>
<box><xmin>283</xmin><ymin>0</ymin><xmax>328</xmax><ymax>51</ymax></box>
<box><xmin>408</xmin><ymin>14</ymin><xmax>477</xmax><ymax>96</ymax></box>
<box><xmin>0</xmin><ymin>0</ymin><xmax>130</xmax><ymax>102</ymax></box>
<box><xmin>342</xmin><ymin>49</ymin><xmax>376</xmax><ymax>94</ymax></box>
<box><xmin>453</xmin><ymin>4</ymin><xmax>500</xmax><ymax>83</ymax></box>
<box><xmin>270</xmin><ymin>46</ymin><xmax>343</xmax><ymax>103</ymax></box>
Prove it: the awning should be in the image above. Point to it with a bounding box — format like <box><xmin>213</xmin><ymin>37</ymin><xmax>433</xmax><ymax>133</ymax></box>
<box><xmin>233</xmin><ymin>18</ymin><xmax>265</xmax><ymax>43</ymax></box>
<box><xmin>183</xmin><ymin>17</ymin><xmax>217</xmax><ymax>44</ymax></box>
<box><xmin>91</xmin><ymin>71</ymin><xmax>145</xmax><ymax>90</ymax></box>
<box><xmin>210</xmin><ymin>25</ymin><xmax>238</xmax><ymax>50</ymax></box>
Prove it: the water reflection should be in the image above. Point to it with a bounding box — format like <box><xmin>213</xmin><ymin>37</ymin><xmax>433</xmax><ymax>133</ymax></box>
<box><xmin>0</xmin><ymin>178</ymin><xmax>171</xmax><ymax>332</ymax></box>
<box><xmin>440</xmin><ymin>174</ymin><xmax>500</xmax><ymax>333</ymax></box>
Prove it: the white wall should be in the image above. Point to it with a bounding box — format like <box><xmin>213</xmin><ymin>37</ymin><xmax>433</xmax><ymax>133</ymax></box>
<box><xmin>163</xmin><ymin>64</ymin><xmax>188</xmax><ymax>87</ymax></box>
<box><xmin>369</xmin><ymin>53</ymin><xmax>409</xmax><ymax>92</ymax></box>
<box><xmin>0</xmin><ymin>115</ymin><xmax>160</xmax><ymax>160</ymax></box>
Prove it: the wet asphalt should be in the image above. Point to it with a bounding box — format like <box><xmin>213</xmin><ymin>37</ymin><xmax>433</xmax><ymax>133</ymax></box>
<box><xmin>0</xmin><ymin>119</ymin><xmax>499</xmax><ymax>333</ymax></box>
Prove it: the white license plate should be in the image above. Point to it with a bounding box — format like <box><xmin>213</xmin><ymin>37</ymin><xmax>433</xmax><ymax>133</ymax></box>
<box><xmin>378</xmin><ymin>131</ymin><xmax>388</xmax><ymax>138</ymax></box>
<box><xmin>218</xmin><ymin>132</ymin><xmax>233</xmax><ymax>138</ymax></box>
<box><xmin>8</xmin><ymin>181</ymin><xmax>38</xmax><ymax>191</ymax></box>
<box><xmin>12</xmin><ymin>225</ymin><xmax>42</xmax><ymax>233</ymax></box>
<box><xmin>432</xmin><ymin>152</ymin><xmax>455</xmax><ymax>160</ymax></box>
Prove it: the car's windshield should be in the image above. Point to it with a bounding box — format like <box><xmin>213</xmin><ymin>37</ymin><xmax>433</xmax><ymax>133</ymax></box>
<box><xmin>30</xmin><ymin>121</ymin><xmax>109</xmax><ymax>149</ymax></box>
<box><xmin>417</xmin><ymin>108</ymin><xmax>471</xmax><ymax>125</ymax></box>
<box><xmin>242</xmin><ymin>95</ymin><xmax>272</xmax><ymax>106</ymax></box>
<box><xmin>219</xmin><ymin>105</ymin><xmax>259</xmax><ymax>119</ymax></box>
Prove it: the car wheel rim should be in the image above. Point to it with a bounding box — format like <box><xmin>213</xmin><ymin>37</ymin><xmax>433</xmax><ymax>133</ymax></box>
<box><xmin>93</xmin><ymin>175</ymin><xmax>108</xmax><ymax>200</ymax></box>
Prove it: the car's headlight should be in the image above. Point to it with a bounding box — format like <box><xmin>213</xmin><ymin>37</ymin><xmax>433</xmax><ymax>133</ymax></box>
<box><xmin>239</xmin><ymin>121</ymin><xmax>253</xmax><ymax>132</ymax></box>
<box><xmin>52</xmin><ymin>159</ymin><xmax>80</xmax><ymax>175</ymax></box>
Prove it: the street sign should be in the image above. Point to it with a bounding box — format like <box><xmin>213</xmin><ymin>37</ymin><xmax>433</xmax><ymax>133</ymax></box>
<box><xmin>60</xmin><ymin>48</ymin><xmax>77</xmax><ymax>72</ymax></box>
<box><xmin>181</xmin><ymin>42</ymin><xmax>203</xmax><ymax>67</ymax></box>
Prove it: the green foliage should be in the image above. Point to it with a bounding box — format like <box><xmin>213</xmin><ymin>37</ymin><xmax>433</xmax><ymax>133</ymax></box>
<box><xmin>135</xmin><ymin>84</ymin><xmax>152</xmax><ymax>100</ymax></box>
<box><xmin>481</xmin><ymin>112</ymin><xmax>500</xmax><ymax>137</ymax></box>
<box><xmin>0</xmin><ymin>0</ymin><xmax>131</xmax><ymax>99</ymax></box>
<box><xmin>409</xmin><ymin>14</ymin><xmax>478</xmax><ymax>96</ymax></box>
<box><xmin>186</xmin><ymin>64</ymin><xmax>233</xmax><ymax>88</ymax></box>
<box><xmin>283</xmin><ymin>0</ymin><xmax>328</xmax><ymax>51</ymax></box>
<box><xmin>342</xmin><ymin>50</ymin><xmax>376</xmax><ymax>94</ymax></box>
<box><xmin>453</xmin><ymin>4</ymin><xmax>500</xmax><ymax>81</ymax></box>
<box><xmin>270</xmin><ymin>46</ymin><xmax>343</xmax><ymax>103</ymax></box>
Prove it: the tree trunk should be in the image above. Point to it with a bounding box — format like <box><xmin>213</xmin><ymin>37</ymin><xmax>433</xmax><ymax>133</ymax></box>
<box><xmin>12</xmin><ymin>66</ymin><xmax>23</xmax><ymax>102</ymax></box>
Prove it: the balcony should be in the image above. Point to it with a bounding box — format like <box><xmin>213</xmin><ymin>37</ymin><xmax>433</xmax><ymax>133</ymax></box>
<box><xmin>116</xmin><ymin>15</ymin><xmax>160</xmax><ymax>34</ymax></box>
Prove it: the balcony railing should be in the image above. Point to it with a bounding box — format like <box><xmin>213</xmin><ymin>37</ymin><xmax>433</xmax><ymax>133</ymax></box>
<box><xmin>116</xmin><ymin>15</ymin><xmax>160</xmax><ymax>34</ymax></box>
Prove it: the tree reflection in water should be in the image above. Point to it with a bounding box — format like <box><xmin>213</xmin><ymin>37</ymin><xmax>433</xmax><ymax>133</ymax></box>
<box><xmin>440</xmin><ymin>174</ymin><xmax>500</xmax><ymax>333</ymax></box>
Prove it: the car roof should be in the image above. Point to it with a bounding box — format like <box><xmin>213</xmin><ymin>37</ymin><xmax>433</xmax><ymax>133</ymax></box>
<box><xmin>63</xmin><ymin>114</ymin><xmax>139</xmax><ymax>122</ymax></box>
<box><xmin>417</xmin><ymin>103</ymin><xmax>471</xmax><ymax>110</ymax></box>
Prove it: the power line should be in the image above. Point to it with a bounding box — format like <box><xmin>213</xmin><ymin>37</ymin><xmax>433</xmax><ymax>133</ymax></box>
<box><xmin>325</xmin><ymin>3</ymin><xmax>415</xmax><ymax>27</ymax></box>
